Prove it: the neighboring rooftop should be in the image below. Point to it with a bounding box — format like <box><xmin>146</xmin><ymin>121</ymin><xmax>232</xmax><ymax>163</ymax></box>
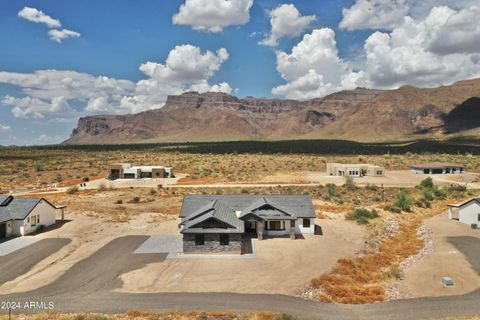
<box><xmin>411</xmin><ymin>162</ymin><xmax>464</xmax><ymax>169</ymax></box>
<box><xmin>0</xmin><ymin>195</ymin><xmax>47</xmax><ymax>223</ymax></box>
<box><xmin>448</xmin><ymin>198</ymin><xmax>480</xmax><ymax>208</ymax></box>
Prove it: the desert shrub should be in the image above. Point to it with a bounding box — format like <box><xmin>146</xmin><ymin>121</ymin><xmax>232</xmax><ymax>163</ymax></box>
<box><xmin>115</xmin><ymin>199</ymin><xmax>123</xmax><ymax>204</ymax></box>
<box><xmin>344</xmin><ymin>176</ymin><xmax>357</xmax><ymax>191</ymax></box>
<box><xmin>241</xmin><ymin>188</ymin><xmax>249</xmax><ymax>194</ymax></box>
<box><xmin>392</xmin><ymin>189</ymin><xmax>413</xmax><ymax>212</ymax></box>
<box><xmin>130</xmin><ymin>197</ymin><xmax>140</xmax><ymax>203</ymax></box>
<box><xmin>66</xmin><ymin>185</ymin><xmax>79</xmax><ymax>194</ymax></box>
<box><xmin>325</xmin><ymin>183</ymin><xmax>337</xmax><ymax>197</ymax></box>
<box><xmin>346</xmin><ymin>207</ymin><xmax>379</xmax><ymax>224</ymax></box>
<box><xmin>385</xmin><ymin>205</ymin><xmax>401</xmax><ymax>213</ymax></box>
<box><xmin>384</xmin><ymin>265</ymin><xmax>403</xmax><ymax>280</ymax></box>
<box><xmin>366</xmin><ymin>183</ymin><xmax>378</xmax><ymax>191</ymax></box>
<box><xmin>419</xmin><ymin>177</ymin><xmax>434</xmax><ymax>189</ymax></box>
<box><xmin>149</xmin><ymin>188</ymin><xmax>157</xmax><ymax>195</ymax></box>
<box><xmin>98</xmin><ymin>183</ymin><xmax>107</xmax><ymax>191</ymax></box>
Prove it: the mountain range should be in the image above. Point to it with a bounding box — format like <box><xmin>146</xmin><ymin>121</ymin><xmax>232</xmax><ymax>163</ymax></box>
<box><xmin>64</xmin><ymin>78</ymin><xmax>480</xmax><ymax>144</ymax></box>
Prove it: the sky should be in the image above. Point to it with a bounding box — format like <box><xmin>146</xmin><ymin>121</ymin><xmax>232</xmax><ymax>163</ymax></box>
<box><xmin>0</xmin><ymin>0</ymin><xmax>479</xmax><ymax>145</ymax></box>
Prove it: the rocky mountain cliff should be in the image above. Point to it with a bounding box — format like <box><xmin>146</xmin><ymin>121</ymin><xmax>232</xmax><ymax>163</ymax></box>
<box><xmin>65</xmin><ymin>78</ymin><xmax>480</xmax><ymax>144</ymax></box>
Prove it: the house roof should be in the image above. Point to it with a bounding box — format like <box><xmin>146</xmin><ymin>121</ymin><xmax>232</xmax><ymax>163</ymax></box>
<box><xmin>448</xmin><ymin>198</ymin><xmax>480</xmax><ymax>208</ymax></box>
<box><xmin>179</xmin><ymin>195</ymin><xmax>315</xmax><ymax>219</ymax></box>
<box><xmin>0</xmin><ymin>195</ymin><xmax>54</xmax><ymax>223</ymax></box>
<box><xmin>180</xmin><ymin>199</ymin><xmax>244</xmax><ymax>234</ymax></box>
<box><xmin>411</xmin><ymin>162</ymin><xmax>464</xmax><ymax>169</ymax></box>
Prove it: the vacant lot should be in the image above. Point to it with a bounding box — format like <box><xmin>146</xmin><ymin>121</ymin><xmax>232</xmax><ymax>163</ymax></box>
<box><xmin>399</xmin><ymin>214</ymin><xmax>480</xmax><ymax>298</ymax></box>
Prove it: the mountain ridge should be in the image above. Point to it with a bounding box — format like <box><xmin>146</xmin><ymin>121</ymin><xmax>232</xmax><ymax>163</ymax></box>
<box><xmin>65</xmin><ymin>79</ymin><xmax>480</xmax><ymax>144</ymax></box>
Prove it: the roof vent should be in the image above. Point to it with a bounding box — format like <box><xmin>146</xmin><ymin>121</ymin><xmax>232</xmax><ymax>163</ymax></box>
<box><xmin>0</xmin><ymin>195</ymin><xmax>14</xmax><ymax>207</ymax></box>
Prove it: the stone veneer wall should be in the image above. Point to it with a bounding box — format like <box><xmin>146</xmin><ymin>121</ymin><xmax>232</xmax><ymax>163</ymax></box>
<box><xmin>183</xmin><ymin>233</ymin><xmax>242</xmax><ymax>254</ymax></box>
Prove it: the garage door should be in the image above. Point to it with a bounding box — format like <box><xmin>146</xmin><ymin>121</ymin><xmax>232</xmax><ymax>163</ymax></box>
<box><xmin>0</xmin><ymin>223</ymin><xmax>6</xmax><ymax>239</ymax></box>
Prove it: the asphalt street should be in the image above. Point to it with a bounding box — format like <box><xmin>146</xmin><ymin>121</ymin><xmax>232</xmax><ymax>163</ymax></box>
<box><xmin>0</xmin><ymin>235</ymin><xmax>478</xmax><ymax>319</ymax></box>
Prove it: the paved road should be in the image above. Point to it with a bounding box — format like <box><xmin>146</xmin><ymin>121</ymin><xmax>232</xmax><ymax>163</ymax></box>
<box><xmin>0</xmin><ymin>238</ymin><xmax>70</xmax><ymax>285</ymax></box>
<box><xmin>0</xmin><ymin>236</ymin><xmax>479</xmax><ymax>319</ymax></box>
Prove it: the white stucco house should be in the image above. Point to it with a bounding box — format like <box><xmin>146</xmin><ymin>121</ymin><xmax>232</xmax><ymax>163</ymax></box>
<box><xmin>0</xmin><ymin>195</ymin><xmax>58</xmax><ymax>239</ymax></box>
<box><xmin>447</xmin><ymin>198</ymin><xmax>480</xmax><ymax>228</ymax></box>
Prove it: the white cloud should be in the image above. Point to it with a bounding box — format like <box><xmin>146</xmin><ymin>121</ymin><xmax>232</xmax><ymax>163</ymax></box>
<box><xmin>363</xmin><ymin>6</ymin><xmax>480</xmax><ymax>88</ymax></box>
<box><xmin>339</xmin><ymin>0</ymin><xmax>480</xmax><ymax>31</ymax></box>
<box><xmin>48</xmin><ymin>28</ymin><xmax>81</xmax><ymax>43</ymax></box>
<box><xmin>172</xmin><ymin>0</ymin><xmax>253</xmax><ymax>32</ymax></box>
<box><xmin>18</xmin><ymin>7</ymin><xmax>61</xmax><ymax>28</ymax></box>
<box><xmin>0</xmin><ymin>45</ymin><xmax>231</xmax><ymax>117</ymax></box>
<box><xmin>261</xmin><ymin>4</ymin><xmax>316</xmax><ymax>47</ymax></box>
<box><xmin>0</xmin><ymin>124</ymin><xmax>11</xmax><ymax>132</ymax></box>
<box><xmin>18</xmin><ymin>6</ymin><xmax>80</xmax><ymax>43</ymax></box>
<box><xmin>2</xmin><ymin>95</ymin><xmax>72</xmax><ymax>119</ymax></box>
<box><xmin>340</xmin><ymin>0</ymin><xmax>409</xmax><ymax>30</ymax></box>
<box><xmin>272</xmin><ymin>28</ymin><xmax>367</xmax><ymax>100</ymax></box>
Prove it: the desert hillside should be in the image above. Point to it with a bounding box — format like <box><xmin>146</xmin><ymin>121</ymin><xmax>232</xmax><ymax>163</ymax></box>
<box><xmin>65</xmin><ymin>78</ymin><xmax>480</xmax><ymax>144</ymax></box>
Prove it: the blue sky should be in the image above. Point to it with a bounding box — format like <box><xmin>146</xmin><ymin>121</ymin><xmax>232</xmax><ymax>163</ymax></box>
<box><xmin>0</xmin><ymin>0</ymin><xmax>479</xmax><ymax>145</ymax></box>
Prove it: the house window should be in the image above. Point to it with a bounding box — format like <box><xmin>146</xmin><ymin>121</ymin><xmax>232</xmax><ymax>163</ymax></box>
<box><xmin>31</xmin><ymin>216</ymin><xmax>37</xmax><ymax>227</ymax></box>
<box><xmin>219</xmin><ymin>234</ymin><xmax>229</xmax><ymax>245</ymax></box>
<box><xmin>303</xmin><ymin>218</ymin><xmax>311</xmax><ymax>228</ymax></box>
<box><xmin>37</xmin><ymin>215</ymin><xmax>40</xmax><ymax>224</ymax></box>
<box><xmin>268</xmin><ymin>221</ymin><xmax>285</xmax><ymax>230</ymax></box>
<box><xmin>377</xmin><ymin>171</ymin><xmax>383</xmax><ymax>175</ymax></box>
<box><xmin>478</xmin><ymin>214</ymin><xmax>480</xmax><ymax>222</ymax></box>
<box><xmin>195</xmin><ymin>234</ymin><xmax>204</xmax><ymax>246</ymax></box>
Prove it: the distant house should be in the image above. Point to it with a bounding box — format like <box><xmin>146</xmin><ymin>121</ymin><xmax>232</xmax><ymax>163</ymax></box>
<box><xmin>411</xmin><ymin>163</ymin><xmax>464</xmax><ymax>174</ymax></box>
<box><xmin>0</xmin><ymin>195</ymin><xmax>57</xmax><ymax>239</ymax></box>
<box><xmin>109</xmin><ymin>163</ymin><xmax>174</xmax><ymax>179</ymax></box>
<box><xmin>448</xmin><ymin>198</ymin><xmax>480</xmax><ymax>228</ymax></box>
<box><xmin>326</xmin><ymin>163</ymin><xmax>385</xmax><ymax>177</ymax></box>
<box><xmin>178</xmin><ymin>195</ymin><xmax>316</xmax><ymax>254</ymax></box>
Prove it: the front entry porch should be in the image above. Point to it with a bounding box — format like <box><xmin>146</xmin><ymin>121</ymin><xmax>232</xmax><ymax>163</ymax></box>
<box><xmin>244</xmin><ymin>219</ymin><xmax>296</xmax><ymax>240</ymax></box>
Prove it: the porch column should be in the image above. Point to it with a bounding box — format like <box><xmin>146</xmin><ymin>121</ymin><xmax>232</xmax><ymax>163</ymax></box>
<box><xmin>290</xmin><ymin>220</ymin><xmax>295</xmax><ymax>240</ymax></box>
<box><xmin>257</xmin><ymin>221</ymin><xmax>264</xmax><ymax>240</ymax></box>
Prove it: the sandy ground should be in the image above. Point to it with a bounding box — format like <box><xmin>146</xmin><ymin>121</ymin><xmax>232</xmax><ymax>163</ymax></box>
<box><xmin>117</xmin><ymin>218</ymin><xmax>366</xmax><ymax>295</ymax></box>
<box><xmin>305</xmin><ymin>170</ymin><xmax>480</xmax><ymax>188</ymax></box>
<box><xmin>399</xmin><ymin>213</ymin><xmax>480</xmax><ymax>297</ymax></box>
<box><xmin>0</xmin><ymin>212</ymin><xmax>178</xmax><ymax>294</ymax></box>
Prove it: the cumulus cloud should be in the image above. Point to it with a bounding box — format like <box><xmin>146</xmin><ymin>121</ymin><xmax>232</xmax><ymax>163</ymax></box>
<box><xmin>261</xmin><ymin>4</ymin><xmax>316</xmax><ymax>47</ymax></box>
<box><xmin>0</xmin><ymin>45</ymin><xmax>231</xmax><ymax>118</ymax></box>
<box><xmin>48</xmin><ymin>29</ymin><xmax>81</xmax><ymax>43</ymax></box>
<box><xmin>272</xmin><ymin>28</ymin><xmax>367</xmax><ymax>99</ymax></box>
<box><xmin>0</xmin><ymin>124</ymin><xmax>11</xmax><ymax>132</ymax></box>
<box><xmin>340</xmin><ymin>0</ymin><xmax>409</xmax><ymax>31</ymax></box>
<box><xmin>18</xmin><ymin>7</ymin><xmax>61</xmax><ymax>28</ymax></box>
<box><xmin>363</xmin><ymin>6</ymin><xmax>480</xmax><ymax>88</ymax></box>
<box><xmin>339</xmin><ymin>0</ymin><xmax>480</xmax><ymax>31</ymax></box>
<box><xmin>172</xmin><ymin>0</ymin><xmax>253</xmax><ymax>32</ymax></box>
<box><xmin>18</xmin><ymin>6</ymin><xmax>80</xmax><ymax>43</ymax></box>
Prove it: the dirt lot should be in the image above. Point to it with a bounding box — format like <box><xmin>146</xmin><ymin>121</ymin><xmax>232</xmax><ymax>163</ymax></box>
<box><xmin>118</xmin><ymin>218</ymin><xmax>365</xmax><ymax>295</ymax></box>
<box><xmin>263</xmin><ymin>170</ymin><xmax>480</xmax><ymax>189</ymax></box>
<box><xmin>398</xmin><ymin>213</ymin><xmax>480</xmax><ymax>298</ymax></box>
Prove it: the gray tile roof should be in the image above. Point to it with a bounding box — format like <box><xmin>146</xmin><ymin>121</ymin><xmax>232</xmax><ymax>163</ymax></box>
<box><xmin>179</xmin><ymin>195</ymin><xmax>315</xmax><ymax>234</ymax></box>
<box><xmin>181</xmin><ymin>200</ymin><xmax>244</xmax><ymax>234</ymax></box>
<box><xmin>0</xmin><ymin>196</ymin><xmax>45</xmax><ymax>223</ymax></box>
<box><xmin>180</xmin><ymin>195</ymin><xmax>315</xmax><ymax>218</ymax></box>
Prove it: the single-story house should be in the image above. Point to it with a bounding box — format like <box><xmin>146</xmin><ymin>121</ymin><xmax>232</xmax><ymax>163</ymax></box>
<box><xmin>109</xmin><ymin>163</ymin><xmax>174</xmax><ymax>179</ymax></box>
<box><xmin>0</xmin><ymin>195</ymin><xmax>57</xmax><ymax>239</ymax></box>
<box><xmin>448</xmin><ymin>198</ymin><xmax>480</xmax><ymax>228</ymax></box>
<box><xmin>411</xmin><ymin>163</ymin><xmax>464</xmax><ymax>174</ymax></box>
<box><xmin>178</xmin><ymin>195</ymin><xmax>316</xmax><ymax>254</ymax></box>
<box><xmin>326</xmin><ymin>163</ymin><xmax>385</xmax><ymax>177</ymax></box>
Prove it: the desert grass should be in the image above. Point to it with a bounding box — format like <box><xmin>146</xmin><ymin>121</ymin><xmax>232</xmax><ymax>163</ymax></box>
<box><xmin>1</xmin><ymin>144</ymin><xmax>479</xmax><ymax>187</ymax></box>
<box><xmin>310</xmin><ymin>198</ymin><xmax>459</xmax><ymax>304</ymax></box>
